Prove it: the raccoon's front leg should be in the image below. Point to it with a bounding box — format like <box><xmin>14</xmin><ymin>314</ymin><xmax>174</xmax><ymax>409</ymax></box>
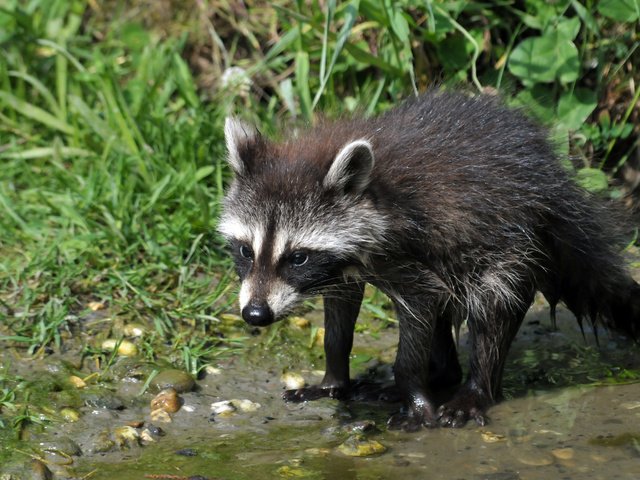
<box><xmin>283</xmin><ymin>281</ymin><xmax>364</xmax><ymax>402</ymax></box>
<box><xmin>387</xmin><ymin>299</ymin><xmax>439</xmax><ymax>431</ymax></box>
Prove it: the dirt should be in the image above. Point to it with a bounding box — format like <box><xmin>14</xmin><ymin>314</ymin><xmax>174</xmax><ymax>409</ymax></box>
<box><xmin>1</xmin><ymin>296</ymin><xmax>639</xmax><ymax>480</ymax></box>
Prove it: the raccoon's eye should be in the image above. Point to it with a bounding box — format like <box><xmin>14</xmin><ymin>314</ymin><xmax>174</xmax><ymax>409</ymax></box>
<box><xmin>290</xmin><ymin>251</ymin><xmax>309</xmax><ymax>267</ymax></box>
<box><xmin>239</xmin><ymin>244</ymin><xmax>254</xmax><ymax>260</ymax></box>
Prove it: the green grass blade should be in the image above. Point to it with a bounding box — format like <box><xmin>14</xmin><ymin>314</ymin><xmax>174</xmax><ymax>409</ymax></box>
<box><xmin>0</xmin><ymin>91</ymin><xmax>73</xmax><ymax>134</ymax></box>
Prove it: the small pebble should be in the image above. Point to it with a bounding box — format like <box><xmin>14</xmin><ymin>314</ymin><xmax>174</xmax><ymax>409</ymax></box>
<box><xmin>211</xmin><ymin>400</ymin><xmax>237</xmax><ymax>417</ymax></box>
<box><xmin>289</xmin><ymin>316</ymin><xmax>310</xmax><ymax>328</ymax></box>
<box><xmin>517</xmin><ymin>449</ymin><xmax>554</xmax><ymax>466</ymax></box>
<box><xmin>338</xmin><ymin>435</ymin><xmax>387</xmax><ymax>457</ymax></box>
<box><xmin>232</xmin><ymin>398</ymin><xmax>261</xmax><ymax>412</ymax></box>
<box><xmin>176</xmin><ymin>448</ymin><xmax>198</xmax><ymax>457</ymax></box>
<box><xmin>101</xmin><ymin>339</ymin><xmax>138</xmax><ymax>357</ymax></box>
<box><xmin>281</xmin><ymin>372</ymin><xmax>305</xmax><ymax>390</ymax></box>
<box><xmin>29</xmin><ymin>459</ymin><xmax>53</xmax><ymax>480</ymax></box>
<box><xmin>60</xmin><ymin>407</ymin><xmax>80</xmax><ymax>422</ymax></box>
<box><xmin>150</xmin><ymin>388</ymin><xmax>182</xmax><ymax>413</ymax></box>
<box><xmin>149</xmin><ymin>369</ymin><xmax>195</xmax><ymax>393</ymax></box>
<box><xmin>481</xmin><ymin>430</ymin><xmax>507</xmax><ymax>443</ymax></box>
<box><xmin>113</xmin><ymin>426</ymin><xmax>140</xmax><ymax>448</ymax></box>
<box><xmin>68</xmin><ymin>375</ymin><xmax>86</xmax><ymax>388</ymax></box>
<box><xmin>150</xmin><ymin>409</ymin><xmax>172</xmax><ymax>423</ymax></box>
<box><xmin>87</xmin><ymin>301</ymin><xmax>106</xmax><ymax>311</ymax></box>
<box><xmin>551</xmin><ymin>447</ymin><xmax>574</xmax><ymax>460</ymax></box>
<box><xmin>123</xmin><ymin>323</ymin><xmax>146</xmax><ymax>337</ymax></box>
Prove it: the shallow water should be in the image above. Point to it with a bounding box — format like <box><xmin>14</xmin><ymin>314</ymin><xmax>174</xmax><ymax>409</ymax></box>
<box><xmin>1</xmin><ymin>300</ymin><xmax>639</xmax><ymax>479</ymax></box>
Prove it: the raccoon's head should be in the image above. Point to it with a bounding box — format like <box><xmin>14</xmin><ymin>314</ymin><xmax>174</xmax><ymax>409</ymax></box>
<box><xmin>217</xmin><ymin>117</ymin><xmax>388</xmax><ymax>327</ymax></box>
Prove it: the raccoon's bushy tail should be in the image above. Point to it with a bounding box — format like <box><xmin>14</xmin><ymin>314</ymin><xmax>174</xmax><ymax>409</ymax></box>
<box><xmin>543</xmin><ymin>203</ymin><xmax>640</xmax><ymax>341</ymax></box>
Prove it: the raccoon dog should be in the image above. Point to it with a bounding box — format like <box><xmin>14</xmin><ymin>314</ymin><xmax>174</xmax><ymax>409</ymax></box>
<box><xmin>218</xmin><ymin>90</ymin><xmax>639</xmax><ymax>431</ymax></box>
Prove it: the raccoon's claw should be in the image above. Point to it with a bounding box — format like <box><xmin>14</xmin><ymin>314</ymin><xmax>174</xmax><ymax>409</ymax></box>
<box><xmin>436</xmin><ymin>391</ymin><xmax>489</xmax><ymax>428</ymax></box>
<box><xmin>386</xmin><ymin>410</ymin><xmax>438</xmax><ymax>431</ymax></box>
<box><xmin>282</xmin><ymin>385</ymin><xmax>347</xmax><ymax>402</ymax></box>
<box><xmin>387</xmin><ymin>398</ymin><xmax>438</xmax><ymax>431</ymax></box>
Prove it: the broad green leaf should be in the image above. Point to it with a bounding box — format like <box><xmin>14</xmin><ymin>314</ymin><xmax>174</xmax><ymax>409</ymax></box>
<box><xmin>575</xmin><ymin>168</ymin><xmax>609</xmax><ymax>193</ymax></box>
<box><xmin>557</xmin><ymin>88</ymin><xmax>597</xmax><ymax>130</ymax></box>
<box><xmin>597</xmin><ymin>0</ymin><xmax>640</xmax><ymax>22</ymax></box>
<box><xmin>554</xmin><ymin>16</ymin><xmax>581</xmax><ymax>41</ymax></box>
<box><xmin>508</xmin><ymin>33</ymin><xmax>579</xmax><ymax>84</ymax></box>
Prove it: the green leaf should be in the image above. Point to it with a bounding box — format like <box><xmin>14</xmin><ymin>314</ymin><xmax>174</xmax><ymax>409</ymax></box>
<box><xmin>508</xmin><ymin>33</ymin><xmax>579</xmax><ymax>84</ymax></box>
<box><xmin>557</xmin><ymin>88</ymin><xmax>597</xmax><ymax>130</ymax></box>
<box><xmin>512</xmin><ymin>84</ymin><xmax>555</xmax><ymax>123</ymax></box>
<box><xmin>554</xmin><ymin>16</ymin><xmax>581</xmax><ymax>41</ymax></box>
<box><xmin>576</xmin><ymin>168</ymin><xmax>609</xmax><ymax>193</ymax></box>
<box><xmin>597</xmin><ymin>0</ymin><xmax>640</xmax><ymax>22</ymax></box>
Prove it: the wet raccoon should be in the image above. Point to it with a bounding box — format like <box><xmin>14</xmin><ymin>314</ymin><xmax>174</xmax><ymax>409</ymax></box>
<box><xmin>218</xmin><ymin>90</ymin><xmax>639</xmax><ymax>431</ymax></box>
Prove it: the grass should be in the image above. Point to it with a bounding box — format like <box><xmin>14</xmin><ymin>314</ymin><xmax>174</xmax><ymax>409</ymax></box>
<box><xmin>0</xmin><ymin>0</ymin><xmax>638</xmax><ymax>448</ymax></box>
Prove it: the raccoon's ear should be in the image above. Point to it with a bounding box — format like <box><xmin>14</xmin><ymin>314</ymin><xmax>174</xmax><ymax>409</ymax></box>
<box><xmin>224</xmin><ymin>117</ymin><xmax>259</xmax><ymax>176</ymax></box>
<box><xmin>323</xmin><ymin>139</ymin><xmax>375</xmax><ymax>195</ymax></box>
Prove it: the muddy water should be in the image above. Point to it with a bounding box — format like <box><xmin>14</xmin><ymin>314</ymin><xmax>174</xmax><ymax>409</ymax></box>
<box><xmin>1</xmin><ymin>301</ymin><xmax>639</xmax><ymax>480</ymax></box>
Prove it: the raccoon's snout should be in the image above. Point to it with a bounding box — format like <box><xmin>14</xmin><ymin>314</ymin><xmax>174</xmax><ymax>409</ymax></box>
<box><xmin>242</xmin><ymin>302</ymin><xmax>274</xmax><ymax>327</ymax></box>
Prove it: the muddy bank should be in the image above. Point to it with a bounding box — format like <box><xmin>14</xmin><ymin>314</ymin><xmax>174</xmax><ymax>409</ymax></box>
<box><xmin>1</xmin><ymin>296</ymin><xmax>639</xmax><ymax>480</ymax></box>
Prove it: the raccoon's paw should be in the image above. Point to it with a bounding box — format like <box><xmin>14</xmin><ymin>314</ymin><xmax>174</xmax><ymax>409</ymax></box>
<box><xmin>387</xmin><ymin>399</ymin><xmax>438</xmax><ymax>431</ymax></box>
<box><xmin>282</xmin><ymin>385</ymin><xmax>347</xmax><ymax>403</ymax></box>
<box><xmin>436</xmin><ymin>389</ymin><xmax>490</xmax><ymax>428</ymax></box>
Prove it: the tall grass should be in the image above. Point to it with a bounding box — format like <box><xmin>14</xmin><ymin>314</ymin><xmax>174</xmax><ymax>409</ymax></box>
<box><xmin>1</xmin><ymin>0</ymin><xmax>638</xmax><ymax>357</ymax></box>
<box><xmin>0</xmin><ymin>0</ymin><xmax>233</xmax><ymax>355</ymax></box>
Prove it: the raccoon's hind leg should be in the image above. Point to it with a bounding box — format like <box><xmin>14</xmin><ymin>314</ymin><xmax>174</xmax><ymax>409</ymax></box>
<box><xmin>282</xmin><ymin>281</ymin><xmax>364</xmax><ymax>402</ymax></box>
<box><xmin>437</xmin><ymin>279</ymin><xmax>535</xmax><ymax>428</ymax></box>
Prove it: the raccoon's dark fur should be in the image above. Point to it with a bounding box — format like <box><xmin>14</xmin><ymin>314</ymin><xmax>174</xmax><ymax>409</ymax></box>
<box><xmin>218</xmin><ymin>90</ymin><xmax>639</xmax><ymax>430</ymax></box>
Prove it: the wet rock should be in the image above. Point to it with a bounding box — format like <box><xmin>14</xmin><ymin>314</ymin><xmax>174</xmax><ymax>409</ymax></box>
<box><xmin>280</xmin><ymin>372</ymin><xmax>305</xmax><ymax>390</ymax></box>
<box><xmin>111</xmin><ymin>358</ymin><xmax>155</xmax><ymax>382</ymax></box>
<box><xmin>204</xmin><ymin>365</ymin><xmax>221</xmax><ymax>376</ymax></box>
<box><xmin>150</xmin><ymin>409</ymin><xmax>172</xmax><ymax>423</ymax></box>
<box><xmin>91</xmin><ymin>431</ymin><xmax>115</xmax><ymax>453</ymax></box>
<box><xmin>337</xmin><ymin>435</ymin><xmax>387</xmax><ymax>457</ymax></box>
<box><xmin>68</xmin><ymin>375</ymin><xmax>86</xmax><ymax>388</ymax></box>
<box><xmin>289</xmin><ymin>316</ymin><xmax>310</xmax><ymax>328</ymax></box>
<box><xmin>40</xmin><ymin>437</ymin><xmax>82</xmax><ymax>457</ymax></box>
<box><xmin>517</xmin><ymin>448</ymin><xmax>554</xmax><ymax>466</ymax></box>
<box><xmin>176</xmin><ymin>448</ymin><xmax>198</xmax><ymax>456</ymax></box>
<box><xmin>29</xmin><ymin>459</ymin><xmax>52</xmax><ymax>480</ymax></box>
<box><xmin>232</xmin><ymin>398</ymin><xmax>261</xmax><ymax>412</ymax></box>
<box><xmin>122</xmin><ymin>323</ymin><xmax>146</xmax><ymax>337</ymax></box>
<box><xmin>149</xmin><ymin>369</ymin><xmax>195</xmax><ymax>393</ymax></box>
<box><xmin>343</xmin><ymin>420</ymin><xmax>377</xmax><ymax>434</ymax></box>
<box><xmin>114</xmin><ymin>426</ymin><xmax>140</xmax><ymax>449</ymax></box>
<box><xmin>474</xmin><ymin>472</ymin><xmax>521</xmax><ymax>480</ymax></box>
<box><xmin>481</xmin><ymin>430</ymin><xmax>507</xmax><ymax>443</ymax></box>
<box><xmin>551</xmin><ymin>447</ymin><xmax>574</xmax><ymax>460</ymax></box>
<box><xmin>150</xmin><ymin>388</ymin><xmax>182</xmax><ymax>413</ymax></box>
<box><xmin>84</xmin><ymin>392</ymin><xmax>124</xmax><ymax>410</ymax></box>
<box><xmin>60</xmin><ymin>407</ymin><xmax>80</xmax><ymax>422</ymax></box>
<box><xmin>101</xmin><ymin>339</ymin><xmax>138</xmax><ymax>357</ymax></box>
<box><xmin>211</xmin><ymin>400</ymin><xmax>237</xmax><ymax>417</ymax></box>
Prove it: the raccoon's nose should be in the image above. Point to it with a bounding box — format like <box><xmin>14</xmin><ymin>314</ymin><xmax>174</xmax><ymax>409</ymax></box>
<box><xmin>242</xmin><ymin>302</ymin><xmax>274</xmax><ymax>326</ymax></box>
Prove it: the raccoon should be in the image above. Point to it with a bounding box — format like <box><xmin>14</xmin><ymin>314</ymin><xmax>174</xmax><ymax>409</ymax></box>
<box><xmin>217</xmin><ymin>90</ymin><xmax>639</xmax><ymax>431</ymax></box>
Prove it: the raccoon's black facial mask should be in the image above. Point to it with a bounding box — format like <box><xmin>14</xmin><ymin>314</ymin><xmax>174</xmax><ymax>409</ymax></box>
<box><xmin>277</xmin><ymin>250</ymin><xmax>350</xmax><ymax>294</ymax></box>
